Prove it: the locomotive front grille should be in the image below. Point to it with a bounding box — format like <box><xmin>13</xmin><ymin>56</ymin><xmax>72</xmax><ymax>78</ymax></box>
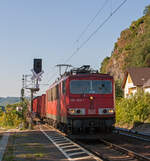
<box><xmin>69</xmin><ymin>117</ymin><xmax>115</xmax><ymax>129</ymax></box>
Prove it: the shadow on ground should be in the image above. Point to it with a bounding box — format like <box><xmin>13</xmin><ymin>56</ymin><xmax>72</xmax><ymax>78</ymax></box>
<box><xmin>2</xmin><ymin>130</ymin><xmax>67</xmax><ymax>161</ymax></box>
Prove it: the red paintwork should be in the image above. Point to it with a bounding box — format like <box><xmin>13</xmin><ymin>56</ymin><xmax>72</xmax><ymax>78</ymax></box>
<box><xmin>68</xmin><ymin>75</ymin><xmax>115</xmax><ymax>118</ymax></box>
<box><xmin>37</xmin><ymin>96</ymin><xmax>42</xmax><ymax>115</ymax></box>
<box><xmin>32</xmin><ymin>95</ymin><xmax>46</xmax><ymax>118</ymax></box>
<box><xmin>45</xmin><ymin>73</ymin><xmax>115</xmax><ymax>122</ymax></box>
<box><xmin>32</xmin><ymin>96</ymin><xmax>39</xmax><ymax>113</ymax></box>
<box><xmin>40</xmin><ymin>94</ymin><xmax>46</xmax><ymax>118</ymax></box>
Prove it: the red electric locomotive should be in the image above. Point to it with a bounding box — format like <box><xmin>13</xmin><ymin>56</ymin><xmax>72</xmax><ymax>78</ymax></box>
<box><xmin>45</xmin><ymin>65</ymin><xmax>115</xmax><ymax>134</ymax></box>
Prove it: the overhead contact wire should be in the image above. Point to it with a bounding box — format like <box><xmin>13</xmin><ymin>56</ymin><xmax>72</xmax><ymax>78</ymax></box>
<box><xmin>64</xmin><ymin>0</ymin><xmax>128</xmax><ymax>63</ymax></box>
<box><xmin>41</xmin><ymin>0</ymin><xmax>128</xmax><ymax>90</ymax></box>
<box><xmin>76</xmin><ymin>0</ymin><xmax>109</xmax><ymax>43</ymax></box>
<box><xmin>42</xmin><ymin>1</ymin><xmax>109</xmax><ymax>87</ymax></box>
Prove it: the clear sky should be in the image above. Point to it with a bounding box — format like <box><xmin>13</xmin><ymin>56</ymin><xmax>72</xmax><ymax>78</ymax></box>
<box><xmin>0</xmin><ymin>0</ymin><xmax>150</xmax><ymax>97</ymax></box>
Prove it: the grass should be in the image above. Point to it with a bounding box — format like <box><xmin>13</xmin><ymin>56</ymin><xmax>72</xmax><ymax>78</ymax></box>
<box><xmin>17</xmin><ymin>153</ymin><xmax>45</xmax><ymax>158</ymax></box>
<box><xmin>20</xmin><ymin>142</ymin><xmax>44</xmax><ymax>151</ymax></box>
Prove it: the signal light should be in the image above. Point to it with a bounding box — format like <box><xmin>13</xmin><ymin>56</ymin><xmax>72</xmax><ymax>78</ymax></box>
<box><xmin>34</xmin><ymin>59</ymin><xmax>42</xmax><ymax>74</ymax></box>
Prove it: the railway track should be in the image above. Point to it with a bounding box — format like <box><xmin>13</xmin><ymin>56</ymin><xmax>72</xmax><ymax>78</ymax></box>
<box><xmin>39</xmin><ymin>123</ymin><xmax>150</xmax><ymax>161</ymax></box>
<box><xmin>114</xmin><ymin>127</ymin><xmax>150</xmax><ymax>142</ymax></box>
<box><xmin>75</xmin><ymin>136</ymin><xmax>150</xmax><ymax>161</ymax></box>
<box><xmin>40</xmin><ymin>124</ymin><xmax>103</xmax><ymax>161</ymax></box>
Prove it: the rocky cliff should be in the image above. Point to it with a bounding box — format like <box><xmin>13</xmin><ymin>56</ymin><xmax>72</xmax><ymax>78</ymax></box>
<box><xmin>100</xmin><ymin>5</ymin><xmax>150</xmax><ymax>81</ymax></box>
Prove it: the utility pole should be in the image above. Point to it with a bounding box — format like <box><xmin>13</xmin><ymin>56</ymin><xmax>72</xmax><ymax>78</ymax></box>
<box><xmin>21</xmin><ymin>74</ymin><xmax>25</xmax><ymax>102</ymax></box>
<box><xmin>26</xmin><ymin>87</ymin><xmax>39</xmax><ymax>129</ymax></box>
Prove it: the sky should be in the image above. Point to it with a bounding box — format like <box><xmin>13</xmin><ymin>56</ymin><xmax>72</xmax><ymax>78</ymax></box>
<box><xmin>0</xmin><ymin>0</ymin><xmax>150</xmax><ymax>97</ymax></box>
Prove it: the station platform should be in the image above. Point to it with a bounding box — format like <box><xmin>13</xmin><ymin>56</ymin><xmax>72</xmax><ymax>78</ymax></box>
<box><xmin>2</xmin><ymin>128</ymin><xmax>100</xmax><ymax>161</ymax></box>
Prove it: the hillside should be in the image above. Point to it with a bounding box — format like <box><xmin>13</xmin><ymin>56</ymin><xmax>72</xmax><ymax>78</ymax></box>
<box><xmin>100</xmin><ymin>5</ymin><xmax>150</xmax><ymax>81</ymax></box>
<box><xmin>0</xmin><ymin>97</ymin><xmax>20</xmax><ymax>106</ymax></box>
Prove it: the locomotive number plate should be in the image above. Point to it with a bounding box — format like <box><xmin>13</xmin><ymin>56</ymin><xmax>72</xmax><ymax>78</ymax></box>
<box><xmin>88</xmin><ymin>109</ymin><xmax>96</xmax><ymax>114</ymax></box>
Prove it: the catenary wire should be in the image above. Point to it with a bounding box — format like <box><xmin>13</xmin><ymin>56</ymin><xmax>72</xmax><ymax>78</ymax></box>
<box><xmin>41</xmin><ymin>1</ymin><xmax>109</xmax><ymax>86</ymax></box>
<box><xmin>64</xmin><ymin>0</ymin><xmax>128</xmax><ymax>63</ymax></box>
<box><xmin>76</xmin><ymin>0</ymin><xmax>109</xmax><ymax>43</ymax></box>
<box><xmin>39</xmin><ymin>0</ymin><xmax>128</xmax><ymax>92</ymax></box>
<box><xmin>39</xmin><ymin>0</ymin><xmax>109</xmax><ymax>85</ymax></box>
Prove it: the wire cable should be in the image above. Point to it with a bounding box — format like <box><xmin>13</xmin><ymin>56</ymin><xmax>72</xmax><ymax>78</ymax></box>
<box><xmin>64</xmin><ymin>0</ymin><xmax>128</xmax><ymax>63</ymax></box>
<box><xmin>41</xmin><ymin>1</ymin><xmax>109</xmax><ymax>87</ymax></box>
<box><xmin>39</xmin><ymin>0</ymin><xmax>128</xmax><ymax>92</ymax></box>
<box><xmin>76</xmin><ymin>0</ymin><xmax>109</xmax><ymax>43</ymax></box>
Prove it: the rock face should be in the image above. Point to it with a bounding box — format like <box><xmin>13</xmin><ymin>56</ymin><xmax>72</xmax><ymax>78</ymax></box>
<box><xmin>106</xmin><ymin>54</ymin><xmax>125</xmax><ymax>80</ymax></box>
<box><xmin>100</xmin><ymin>5</ymin><xmax>150</xmax><ymax>81</ymax></box>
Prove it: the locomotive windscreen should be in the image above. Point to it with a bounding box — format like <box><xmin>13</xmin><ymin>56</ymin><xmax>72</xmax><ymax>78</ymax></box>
<box><xmin>70</xmin><ymin>80</ymin><xmax>112</xmax><ymax>94</ymax></box>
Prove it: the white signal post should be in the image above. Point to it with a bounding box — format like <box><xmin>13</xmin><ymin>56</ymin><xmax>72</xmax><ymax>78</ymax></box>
<box><xmin>26</xmin><ymin>69</ymin><xmax>44</xmax><ymax>129</ymax></box>
<box><xmin>31</xmin><ymin>69</ymin><xmax>44</xmax><ymax>89</ymax></box>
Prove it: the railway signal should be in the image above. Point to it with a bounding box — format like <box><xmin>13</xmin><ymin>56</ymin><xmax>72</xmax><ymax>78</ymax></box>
<box><xmin>22</xmin><ymin>58</ymin><xmax>44</xmax><ymax>129</ymax></box>
<box><xmin>34</xmin><ymin>59</ymin><xmax>42</xmax><ymax>74</ymax></box>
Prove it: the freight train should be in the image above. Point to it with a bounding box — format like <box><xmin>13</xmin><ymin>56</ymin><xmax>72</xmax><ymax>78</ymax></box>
<box><xmin>33</xmin><ymin>65</ymin><xmax>115</xmax><ymax>134</ymax></box>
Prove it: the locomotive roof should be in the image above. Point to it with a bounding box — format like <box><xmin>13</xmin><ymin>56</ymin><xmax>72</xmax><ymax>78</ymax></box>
<box><xmin>47</xmin><ymin>65</ymin><xmax>113</xmax><ymax>90</ymax></box>
<box><xmin>69</xmin><ymin>73</ymin><xmax>113</xmax><ymax>78</ymax></box>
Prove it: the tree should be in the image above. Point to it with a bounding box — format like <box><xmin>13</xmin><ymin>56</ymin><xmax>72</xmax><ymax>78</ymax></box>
<box><xmin>144</xmin><ymin>54</ymin><xmax>150</xmax><ymax>67</ymax></box>
<box><xmin>100</xmin><ymin>56</ymin><xmax>110</xmax><ymax>73</ymax></box>
<box><xmin>143</xmin><ymin>5</ymin><xmax>150</xmax><ymax>16</ymax></box>
<box><xmin>115</xmin><ymin>80</ymin><xmax>123</xmax><ymax>98</ymax></box>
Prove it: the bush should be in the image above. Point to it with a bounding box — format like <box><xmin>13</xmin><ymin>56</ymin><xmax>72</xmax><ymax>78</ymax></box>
<box><xmin>100</xmin><ymin>57</ymin><xmax>110</xmax><ymax>73</ymax></box>
<box><xmin>116</xmin><ymin>91</ymin><xmax>150</xmax><ymax>126</ymax></box>
<box><xmin>115</xmin><ymin>80</ymin><xmax>123</xmax><ymax>98</ymax></box>
<box><xmin>0</xmin><ymin>100</ymin><xmax>29</xmax><ymax>129</ymax></box>
<box><xmin>0</xmin><ymin>109</ymin><xmax>23</xmax><ymax>127</ymax></box>
<box><xmin>144</xmin><ymin>5</ymin><xmax>150</xmax><ymax>16</ymax></box>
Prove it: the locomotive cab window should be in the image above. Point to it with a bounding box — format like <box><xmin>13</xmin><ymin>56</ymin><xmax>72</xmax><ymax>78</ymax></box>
<box><xmin>70</xmin><ymin>80</ymin><xmax>90</xmax><ymax>94</ymax></box>
<box><xmin>92</xmin><ymin>80</ymin><xmax>112</xmax><ymax>94</ymax></box>
<box><xmin>70</xmin><ymin>80</ymin><xmax>112</xmax><ymax>94</ymax></box>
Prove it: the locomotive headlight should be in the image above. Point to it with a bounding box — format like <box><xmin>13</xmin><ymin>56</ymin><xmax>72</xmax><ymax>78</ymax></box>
<box><xmin>68</xmin><ymin>109</ymin><xmax>76</xmax><ymax>115</ymax></box>
<box><xmin>68</xmin><ymin>108</ymin><xmax>85</xmax><ymax>115</ymax></box>
<box><xmin>108</xmin><ymin>109</ymin><xmax>115</xmax><ymax>114</ymax></box>
<box><xmin>99</xmin><ymin>108</ymin><xmax>115</xmax><ymax>115</ymax></box>
<box><xmin>90</xmin><ymin>96</ymin><xmax>94</xmax><ymax>100</ymax></box>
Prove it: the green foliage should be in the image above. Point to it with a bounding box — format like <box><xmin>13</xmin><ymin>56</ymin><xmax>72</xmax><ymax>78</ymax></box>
<box><xmin>144</xmin><ymin>53</ymin><xmax>150</xmax><ymax>67</ymax></box>
<box><xmin>100</xmin><ymin>56</ymin><xmax>110</xmax><ymax>73</ymax></box>
<box><xmin>114</xmin><ymin>42</ymin><xmax>118</xmax><ymax>50</ymax></box>
<box><xmin>130</xmin><ymin>18</ymin><xmax>144</xmax><ymax>33</ymax></box>
<box><xmin>116</xmin><ymin>91</ymin><xmax>150</xmax><ymax>126</ymax></box>
<box><xmin>143</xmin><ymin>5</ymin><xmax>150</xmax><ymax>16</ymax></box>
<box><xmin>124</xmin><ymin>36</ymin><xmax>150</xmax><ymax>68</ymax></box>
<box><xmin>124</xmin><ymin>44</ymin><xmax>132</xmax><ymax>51</ymax></box>
<box><xmin>0</xmin><ymin>99</ymin><xmax>29</xmax><ymax>129</ymax></box>
<box><xmin>0</xmin><ymin>109</ymin><xmax>21</xmax><ymax>127</ymax></box>
<box><xmin>115</xmin><ymin>80</ymin><xmax>123</xmax><ymax>98</ymax></box>
<box><xmin>100</xmin><ymin>5</ymin><xmax>150</xmax><ymax>75</ymax></box>
<box><xmin>0</xmin><ymin>108</ymin><xmax>3</xmax><ymax>117</ymax></box>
